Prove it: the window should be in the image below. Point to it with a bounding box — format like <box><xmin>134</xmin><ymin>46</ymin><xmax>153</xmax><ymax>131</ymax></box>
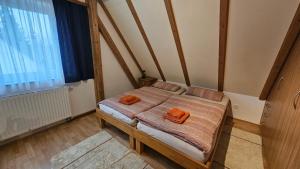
<box><xmin>0</xmin><ymin>0</ymin><xmax>64</xmax><ymax>97</ymax></box>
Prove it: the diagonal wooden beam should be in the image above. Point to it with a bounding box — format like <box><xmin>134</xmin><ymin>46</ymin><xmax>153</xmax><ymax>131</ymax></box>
<box><xmin>164</xmin><ymin>0</ymin><xmax>190</xmax><ymax>86</ymax></box>
<box><xmin>97</xmin><ymin>16</ymin><xmax>139</xmax><ymax>89</ymax></box>
<box><xmin>87</xmin><ymin>0</ymin><xmax>104</xmax><ymax>102</ymax></box>
<box><xmin>98</xmin><ymin>0</ymin><xmax>144</xmax><ymax>74</ymax></box>
<box><xmin>126</xmin><ymin>0</ymin><xmax>166</xmax><ymax>81</ymax></box>
<box><xmin>260</xmin><ymin>5</ymin><xmax>300</xmax><ymax>100</ymax></box>
<box><xmin>218</xmin><ymin>0</ymin><xmax>230</xmax><ymax>91</ymax></box>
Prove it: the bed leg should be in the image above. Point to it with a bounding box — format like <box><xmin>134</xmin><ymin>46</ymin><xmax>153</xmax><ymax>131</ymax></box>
<box><xmin>97</xmin><ymin>117</ymin><xmax>105</xmax><ymax>129</ymax></box>
<box><xmin>129</xmin><ymin>136</ymin><xmax>135</xmax><ymax>149</ymax></box>
<box><xmin>136</xmin><ymin>140</ymin><xmax>144</xmax><ymax>154</ymax></box>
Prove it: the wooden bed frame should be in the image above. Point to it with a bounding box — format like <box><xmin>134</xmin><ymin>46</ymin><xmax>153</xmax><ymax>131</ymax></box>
<box><xmin>95</xmin><ymin>108</ymin><xmax>136</xmax><ymax>149</ymax></box>
<box><xmin>96</xmin><ymin>102</ymin><xmax>231</xmax><ymax>169</ymax></box>
<box><xmin>133</xmin><ymin>104</ymin><xmax>231</xmax><ymax>169</ymax></box>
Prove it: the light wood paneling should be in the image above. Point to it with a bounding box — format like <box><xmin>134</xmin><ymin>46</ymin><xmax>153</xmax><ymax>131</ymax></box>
<box><xmin>97</xmin><ymin>17</ymin><xmax>139</xmax><ymax>89</ymax></box>
<box><xmin>260</xmin><ymin>5</ymin><xmax>300</xmax><ymax>100</ymax></box>
<box><xmin>87</xmin><ymin>0</ymin><xmax>104</xmax><ymax>102</ymax></box>
<box><xmin>261</xmin><ymin>34</ymin><xmax>300</xmax><ymax>169</ymax></box>
<box><xmin>164</xmin><ymin>0</ymin><xmax>190</xmax><ymax>86</ymax></box>
<box><xmin>126</xmin><ymin>0</ymin><xmax>166</xmax><ymax>81</ymax></box>
<box><xmin>218</xmin><ymin>0</ymin><xmax>230</xmax><ymax>91</ymax></box>
<box><xmin>98</xmin><ymin>0</ymin><xmax>144</xmax><ymax>74</ymax></box>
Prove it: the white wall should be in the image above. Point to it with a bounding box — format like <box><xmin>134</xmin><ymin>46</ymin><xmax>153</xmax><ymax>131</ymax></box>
<box><xmin>68</xmin><ymin>80</ymin><xmax>96</xmax><ymax>117</ymax></box>
<box><xmin>224</xmin><ymin>0</ymin><xmax>299</xmax><ymax>96</ymax></box>
<box><xmin>69</xmin><ymin>0</ymin><xmax>299</xmax><ymax>123</ymax></box>
<box><xmin>224</xmin><ymin>92</ymin><xmax>265</xmax><ymax>124</ymax></box>
<box><xmin>98</xmin><ymin>0</ymin><xmax>299</xmax><ymax>124</ymax></box>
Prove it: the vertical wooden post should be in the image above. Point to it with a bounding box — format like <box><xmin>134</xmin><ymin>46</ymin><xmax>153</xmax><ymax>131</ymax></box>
<box><xmin>218</xmin><ymin>0</ymin><xmax>230</xmax><ymax>91</ymax></box>
<box><xmin>135</xmin><ymin>139</ymin><xmax>144</xmax><ymax>154</ymax></box>
<box><xmin>87</xmin><ymin>0</ymin><xmax>104</xmax><ymax>102</ymax></box>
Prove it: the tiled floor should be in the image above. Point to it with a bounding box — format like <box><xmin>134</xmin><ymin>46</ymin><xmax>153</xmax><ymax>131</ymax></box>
<box><xmin>213</xmin><ymin>127</ymin><xmax>263</xmax><ymax>169</ymax></box>
<box><xmin>0</xmin><ymin>113</ymin><xmax>264</xmax><ymax>169</ymax></box>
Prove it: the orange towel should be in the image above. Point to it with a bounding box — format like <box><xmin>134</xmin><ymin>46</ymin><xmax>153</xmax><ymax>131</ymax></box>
<box><xmin>119</xmin><ymin>95</ymin><xmax>141</xmax><ymax>105</ymax></box>
<box><xmin>164</xmin><ymin>108</ymin><xmax>190</xmax><ymax>124</ymax></box>
<box><xmin>167</xmin><ymin>108</ymin><xmax>185</xmax><ymax>118</ymax></box>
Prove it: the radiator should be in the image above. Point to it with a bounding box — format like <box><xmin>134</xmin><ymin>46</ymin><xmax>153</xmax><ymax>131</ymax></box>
<box><xmin>0</xmin><ymin>87</ymin><xmax>72</xmax><ymax>141</ymax></box>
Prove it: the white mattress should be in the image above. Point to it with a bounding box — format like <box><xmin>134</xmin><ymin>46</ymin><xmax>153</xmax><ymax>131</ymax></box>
<box><xmin>99</xmin><ymin>104</ymin><xmax>136</xmax><ymax>125</ymax></box>
<box><xmin>137</xmin><ymin>123</ymin><xmax>207</xmax><ymax>162</ymax></box>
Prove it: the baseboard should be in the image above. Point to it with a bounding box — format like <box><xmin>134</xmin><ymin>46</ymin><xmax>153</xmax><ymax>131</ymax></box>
<box><xmin>226</xmin><ymin>117</ymin><xmax>261</xmax><ymax>135</ymax></box>
<box><xmin>0</xmin><ymin>118</ymin><xmax>68</xmax><ymax>146</ymax></box>
<box><xmin>72</xmin><ymin>109</ymin><xmax>96</xmax><ymax>119</ymax></box>
<box><xmin>0</xmin><ymin>109</ymin><xmax>96</xmax><ymax>147</ymax></box>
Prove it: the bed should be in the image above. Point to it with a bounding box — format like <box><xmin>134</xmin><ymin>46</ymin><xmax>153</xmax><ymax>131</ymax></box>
<box><xmin>134</xmin><ymin>94</ymin><xmax>231</xmax><ymax>169</ymax></box>
<box><xmin>96</xmin><ymin>84</ymin><xmax>185</xmax><ymax>148</ymax></box>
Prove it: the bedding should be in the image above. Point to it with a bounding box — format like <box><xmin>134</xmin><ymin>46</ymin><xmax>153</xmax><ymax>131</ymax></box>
<box><xmin>99</xmin><ymin>104</ymin><xmax>135</xmax><ymax>125</ymax></box>
<box><xmin>99</xmin><ymin>87</ymin><xmax>174</xmax><ymax>119</ymax></box>
<box><xmin>186</xmin><ymin>87</ymin><xmax>224</xmax><ymax>102</ymax></box>
<box><xmin>135</xmin><ymin>94</ymin><xmax>229</xmax><ymax>157</ymax></box>
<box><xmin>152</xmin><ymin>81</ymin><xmax>181</xmax><ymax>92</ymax></box>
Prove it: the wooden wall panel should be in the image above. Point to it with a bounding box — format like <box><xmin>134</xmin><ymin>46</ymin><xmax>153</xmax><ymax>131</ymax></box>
<box><xmin>218</xmin><ymin>0</ymin><xmax>230</xmax><ymax>91</ymax></box>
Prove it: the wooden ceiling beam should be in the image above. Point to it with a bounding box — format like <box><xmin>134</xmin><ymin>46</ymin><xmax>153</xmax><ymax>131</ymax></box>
<box><xmin>260</xmin><ymin>5</ymin><xmax>300</xmax><ymax>100</ymax></box>
<box><xmin>97</xmin><ymin>16</ymin><xmax>139</xmax><ymax>89</ymax></box>
<box><xmin>98</xmin><ymin>0</ymin><xmax>144</xmax><ymax>74</ymax></box>
<box><xmin>87</xmin><ymin>0</ymin><xmax>104</xmax><ymax>102</ymax></box>
<box><xmin>164</xmin><ymin>0</ymin><xmax>190</xmax><ymax>86</ymax></box>
<box><xmin>218</xmin><ymin>0</ymin><xmax>230</xmax><ymax>91</ymax></box>
<box><xmin>126</xmin><ymin>0</ymin><xmax>166</xmax><ymax>81</ymax></box>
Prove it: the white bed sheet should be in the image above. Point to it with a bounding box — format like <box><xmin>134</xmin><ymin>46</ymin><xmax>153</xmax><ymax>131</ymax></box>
<box><xmin>99</xmin><ymin>104</ymin><xmax>135</xmax><ymax>125</ymax></box>
<box><xmin>137</xmin><ymin>123</ymin><xmax>207</xmax><ymax>162</ymax></box>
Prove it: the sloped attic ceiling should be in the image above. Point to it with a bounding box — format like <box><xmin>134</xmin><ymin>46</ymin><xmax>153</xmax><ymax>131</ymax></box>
<box><xmin>99</xmin><ymin>0</ymin><xmax>299</xmax><ymax>97</ymax></box>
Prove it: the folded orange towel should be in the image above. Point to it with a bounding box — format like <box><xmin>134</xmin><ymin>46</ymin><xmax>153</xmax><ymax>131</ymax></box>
<box><xmin>167</xmin><ymin>108</ymin><xmax>185</xmax><ymax>118</ymax></box>
<box><xmin>164</xmin><ymin>108</ymin><xmax>190</xmax><ymax>124</ymax></box>
<box><xmin>119</xmin><ymin>95</ymin><xmax>141</xmax><ymax>105</ymax></box>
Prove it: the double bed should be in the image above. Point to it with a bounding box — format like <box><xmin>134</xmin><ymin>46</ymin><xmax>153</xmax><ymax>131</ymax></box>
<box><xmin>96</xmin><ymin>84</ymin><xmax>185</xmax><ymax>148</ymax></box>
<box><xmin>95</xmin><ymin>82</ymin><xmax>231</xmax><ymax>169</ymax></box>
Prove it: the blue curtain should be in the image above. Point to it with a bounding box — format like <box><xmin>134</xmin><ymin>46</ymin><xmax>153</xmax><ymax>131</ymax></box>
<box><xmin>0</xmin><ymin>0</ymin><xmax>65</xmax><ymax>97</ymax></box>
<box><xmin>52</xmin><ymin>0</ymin><xmax>94</xmax><ymax>83</ymax></box>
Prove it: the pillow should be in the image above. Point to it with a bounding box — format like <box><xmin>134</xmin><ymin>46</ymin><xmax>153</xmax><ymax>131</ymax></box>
<box><xmin>152</xmin><ymin>81</ymin><xmax>181</xmax><ymax>92</ymax></box>
<box><xmin>186</xmin><ymin>87</ymin><xmax>224</xmax><ymax>102</ymax></box>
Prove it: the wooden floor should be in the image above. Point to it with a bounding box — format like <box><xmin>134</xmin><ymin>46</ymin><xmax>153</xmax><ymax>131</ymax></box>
<box><xmin>0</xmin><ymin>113</ymin><xmax>184</xmax><ymax>169</ymax></box>
<box><xmin>0</xmin><ymin>112</ymin><xmax>263</xmax><ymax>169</ymax></box>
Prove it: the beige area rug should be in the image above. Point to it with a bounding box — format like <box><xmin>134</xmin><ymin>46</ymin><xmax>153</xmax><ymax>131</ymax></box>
<box><xmin>212</xmin><ymin>126</ymin><xmax>264</xmax><ymax>169</ymax></box>
<box><xmin>51</xmin><ymin>131</ymin><xmax>153</xmax><ymax>169</ymax></box>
